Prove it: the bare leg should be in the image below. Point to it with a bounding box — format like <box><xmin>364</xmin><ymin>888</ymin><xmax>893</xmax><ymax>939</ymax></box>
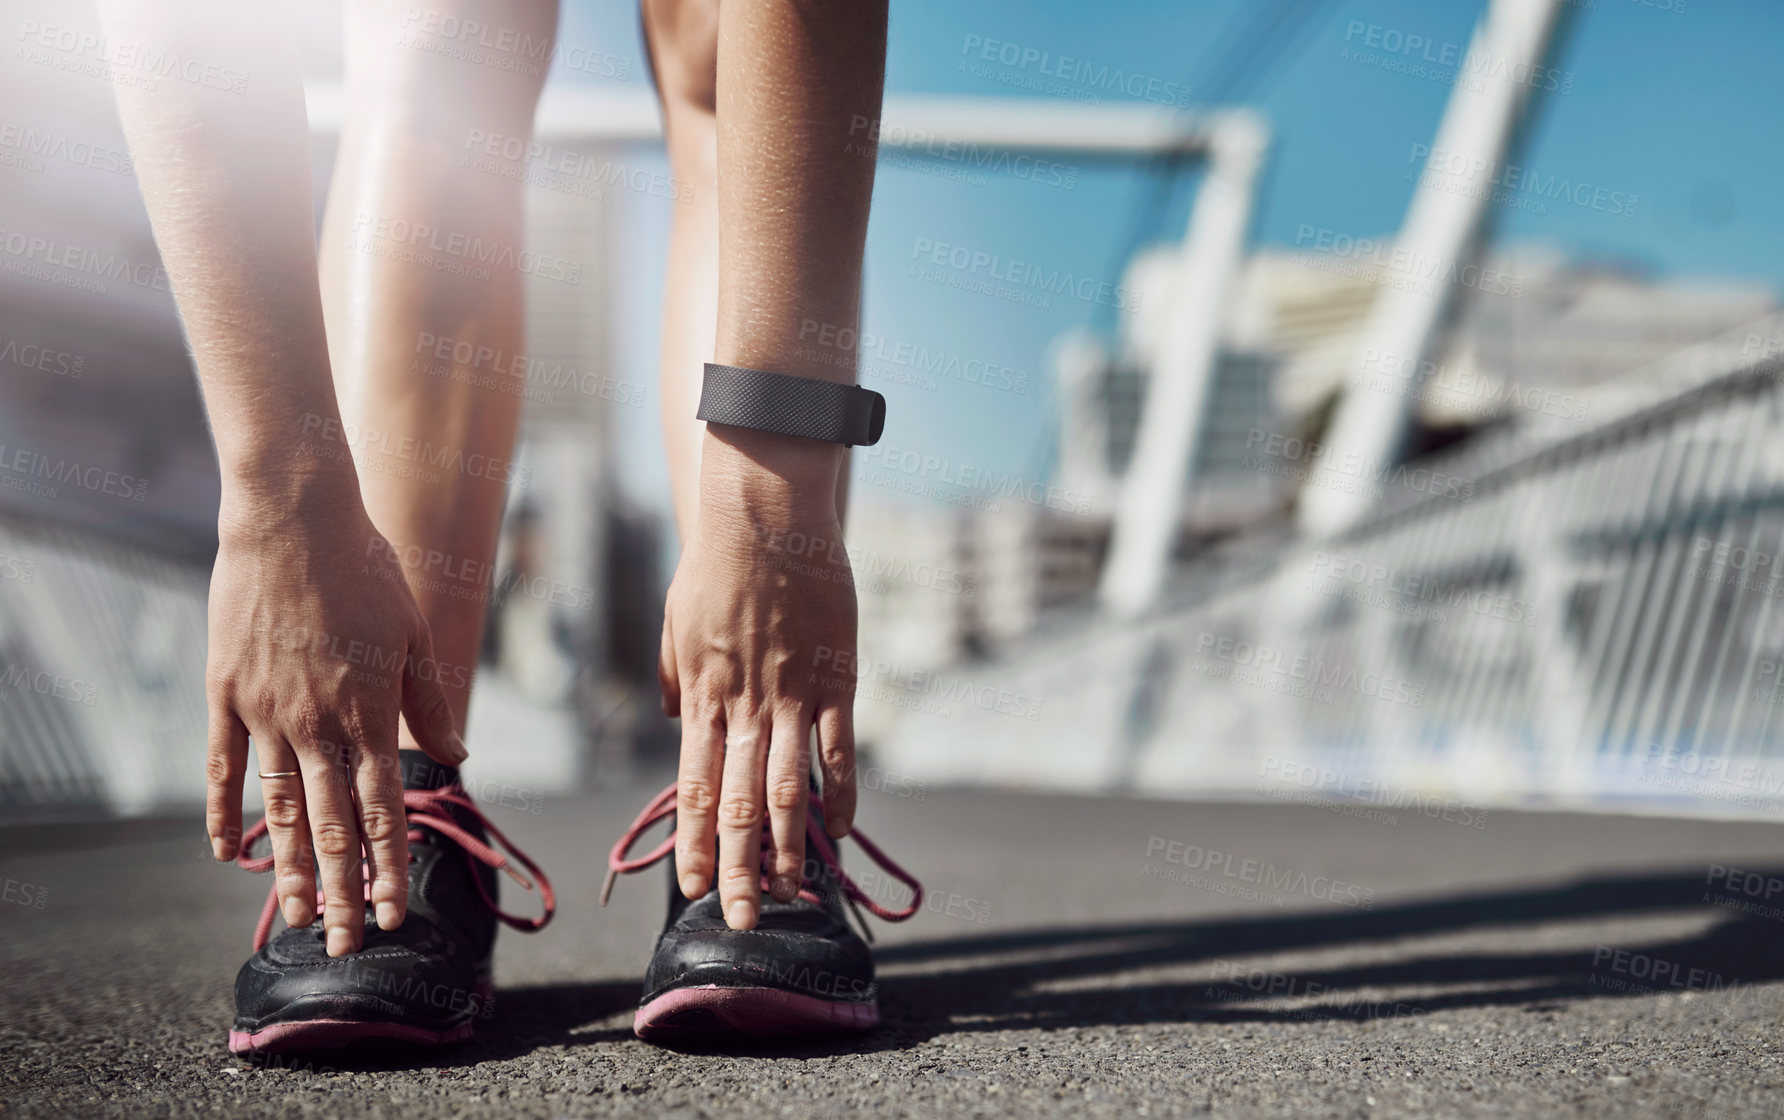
<box><xmin>319</xmin><ymin>0</ymin><xmax>557</xmax><ymax>747</ymax></box>
<box><xmin>643</xmin><ymin>0</ymin><xmax>721</xmax><ymax>542</ymax></box>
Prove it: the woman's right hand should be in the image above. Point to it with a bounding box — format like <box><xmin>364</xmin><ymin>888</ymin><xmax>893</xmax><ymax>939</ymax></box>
<box><xmin>203</xmin><ymin>474</ymin><xmax>466</xmax><ymax>957</ymax></box>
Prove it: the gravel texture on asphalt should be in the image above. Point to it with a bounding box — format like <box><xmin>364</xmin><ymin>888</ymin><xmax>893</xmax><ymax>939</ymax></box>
<box><xmin>6</xmin><ymin>781</ymin><xmax>1784</xmax><ymax>1118</ymax></box>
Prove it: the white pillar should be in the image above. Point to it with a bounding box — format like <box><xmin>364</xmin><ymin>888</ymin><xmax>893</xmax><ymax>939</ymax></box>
<box><xmin>1098</xmin><ymin>112</ymin><xmax>1269</xmax><ymax>618</ymax></box>
<box><xmin>1297</xmin><ymin>0</ymin><xmax>1561</xmax><ymax>537</ymax></box>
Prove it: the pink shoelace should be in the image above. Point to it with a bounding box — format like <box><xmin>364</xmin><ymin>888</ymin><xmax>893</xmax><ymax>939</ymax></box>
<box><xmin>235</xmin><ymin>785</ymin><xmax>556</xmax><ymax>952</ymax></box>
<box><xmin>602</xmin><ymin>782</ymin><xmax>923</xmax><ymax>930</ymax></box>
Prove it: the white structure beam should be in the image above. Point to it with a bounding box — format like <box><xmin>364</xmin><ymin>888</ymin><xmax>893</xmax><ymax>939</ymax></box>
<box><xmin>1296</xmin><ymin>0</ymin><xmax>1562</xmax><ymax>537</ymax></box>
<box><xmin>1097</xmin><ymin>113</ymin><xmax>1269</xmax><ymax>617</ymax></box>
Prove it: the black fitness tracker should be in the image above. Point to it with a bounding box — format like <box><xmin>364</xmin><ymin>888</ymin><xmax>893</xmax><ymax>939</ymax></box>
<box><xmin>696</xmin><ymin>362</ymin><xmax>886</xmax><ymax>447</ymax></box>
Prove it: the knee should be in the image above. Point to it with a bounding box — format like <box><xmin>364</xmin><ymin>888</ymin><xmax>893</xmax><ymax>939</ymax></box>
<box><xmin>349</xmin><ymin>0</ymin><xmax>558</xmax><ymax>130</ymax></box>
<box><xmin>642</xmin><ymin>0</ymin><xmax>719</xmax><ymax>119</ymax></box>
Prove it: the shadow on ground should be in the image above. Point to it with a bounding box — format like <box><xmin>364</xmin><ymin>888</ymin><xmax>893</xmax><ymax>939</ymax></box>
<box><xmin>253</xmin><ymin>868</ymin><xmax>1784</xmax><ymax>1069</ymax></box>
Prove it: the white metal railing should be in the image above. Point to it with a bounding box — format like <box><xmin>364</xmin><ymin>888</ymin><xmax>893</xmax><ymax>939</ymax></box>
<box><xmin>880</xmin><ymin>313</ymin><xmax>1784</xmax><ymax>818</ymax></box>
<box><xmin>0</xmin><ymin>514</ymin><xmax>209</xmax><ymax>817</ymax></box>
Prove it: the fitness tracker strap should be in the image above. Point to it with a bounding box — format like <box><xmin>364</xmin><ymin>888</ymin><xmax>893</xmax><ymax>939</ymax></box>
<box><xmin>697</xmin><ymin>363</ymin><xmax>886</xmax><ymax>447</ymax></box>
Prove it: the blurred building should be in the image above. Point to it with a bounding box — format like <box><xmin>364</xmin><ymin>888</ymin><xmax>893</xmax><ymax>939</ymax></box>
<box><xmin>849</xmin><ymin>238</ymin><xmax>1778</xmax><ymax>750</ymax></box>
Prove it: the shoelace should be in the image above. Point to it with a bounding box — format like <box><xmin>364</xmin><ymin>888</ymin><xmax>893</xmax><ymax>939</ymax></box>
<box><xmin>602</xmin><ymin>782</ymin><xmax>923</xmax><ymax>937</ymax></box>
<box><xmin>235</xmin><ymin>785</ymin><xmax>556</xmax><ymax>952</ymax></box>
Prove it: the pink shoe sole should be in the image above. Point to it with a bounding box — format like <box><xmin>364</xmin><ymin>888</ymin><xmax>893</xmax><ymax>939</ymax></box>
<box><xmin>228</xmin><ymin>1017</ymin><xmax>474</xmax><ymax>1056</ymax></box>
<box><xmin>633</xmin><ymin>984</ymin><xmax>879</xmax><ymax>1041</ymax></box>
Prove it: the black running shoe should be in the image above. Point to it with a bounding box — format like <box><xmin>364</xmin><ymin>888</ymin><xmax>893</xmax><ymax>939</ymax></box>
<box><xmin>227</xmin><ymin>754</ymin><xmax>554</xmax><ymax>1055</ymax></box>
<box><xmin>604</xmin><ymin>783</ymin><xmax>920</xmax><ymax>1041</ymax></box>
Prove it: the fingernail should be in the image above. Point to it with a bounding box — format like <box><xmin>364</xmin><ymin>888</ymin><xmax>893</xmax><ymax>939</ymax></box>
<box><xmin>771</xmin><ymin>875</ymin><xmax>798</xmax><ymax>901</ymax></box>
<box><xmin>827</xmin><ymin>815</ymin><xmax>851</xmax><ymax>839</ymax></box>
<box><xmin>375</xmin><ymin>902</ymin><xmax>401</xmax><ymax>930</ymax></box>
<box><xmin>680</xmin><ymin>873</ymin><xmax>705</xmax><ymax>899</ymax></box>
<box><xmin>446</xmin><ymin>733</ymin><xmax>469</xmax><ymax>764</ymax></box>
<box><xmin>727</xmin><ymin>899</ymin><xmax>754</xmax><ymax>929</ymax></box>
<box><xmin>210</xmin><ymin>835</ymin><xmax>230</xmax><ymax>862</ymax></box>
<box><xmin>281</xmin><ymin>896</ymin><xmax>308</xmax><ymax>929</ymax></box>
<box><xmin>326</xmin><ymin>927</ymin><xmax>356</xmax><ymax>957</ymax></box>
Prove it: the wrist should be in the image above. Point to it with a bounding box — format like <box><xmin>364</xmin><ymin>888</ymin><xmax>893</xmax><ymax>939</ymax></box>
<box><xmin>217</xmin><ymin>460</ymin><xmax>366</xmax><ymax>549</ymax></box>
<box><xmin>698</xmin><ymin>425</ymin><xmax>843</xmax><ymax>533</ymax></box>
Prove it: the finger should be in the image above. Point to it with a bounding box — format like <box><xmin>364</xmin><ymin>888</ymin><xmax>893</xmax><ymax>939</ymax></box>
<box><xmin>255</xmin><ymin>734</ymin><xmax>316</xmax><ymax>931</ymax></box>
<box><xmin>816</xmin><ymin>703</ymin><xmax>857</xmax><ymax>839</ymax></box>
<box><xmin>657</xmin><ymin>613</ymin><xmax>681</xmax><ymax>718</ymax></box>
<box><xmin>350</xmin><ymin>712</ymin><xmax>410</xmax><ymax>933</ymax></box>
<box><xmin>675</xmin><ymin>705</ymin><xmax>725</xmax><ymax>899</ymax></box>
<box><xmin>764</xmin><ymin>707</ymin><xmax>813</xmax><ymax>903</ymax></box>
<box><xmin>301</xmin><ymin>732</ymin><xmax>366</xmax><ymax>957</ymax></box>
<box><xmin>402</xmin><ymin>624</ymin><xmax>467</xmax><ymax>767</ymax></box>
<box><xmin>716</xmin><ymin>711</ymin><xmax>769</xmax><ymax>931</ymax></box>
<box><xmin>206</xmin><ymin>704</ymin><xmax>248</xmax><ymax>861</ymax></box>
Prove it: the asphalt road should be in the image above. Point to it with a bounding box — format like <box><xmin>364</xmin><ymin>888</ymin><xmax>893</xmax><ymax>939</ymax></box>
<box><xmin>7</xmin><ymin>781</ymin><xmax>1784</xmax><ymax>1119</ymax></box>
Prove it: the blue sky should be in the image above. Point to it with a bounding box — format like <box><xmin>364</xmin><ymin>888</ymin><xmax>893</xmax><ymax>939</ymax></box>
<box><xmin>556</xmin><ymin>0</ymin><xmax>1784</xmax><ymax>527</ymax></box>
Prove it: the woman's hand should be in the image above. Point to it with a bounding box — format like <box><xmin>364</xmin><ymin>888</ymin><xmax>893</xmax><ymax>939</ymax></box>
<box><xmin>204</xmin><ymin>473</ymin><xmax>466</xmax><ymax>957</ymax></box>
<box><xmin>658</xmin><ymin>426</ymin><xmax>858</xmax><ymax>930</ymax></box>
